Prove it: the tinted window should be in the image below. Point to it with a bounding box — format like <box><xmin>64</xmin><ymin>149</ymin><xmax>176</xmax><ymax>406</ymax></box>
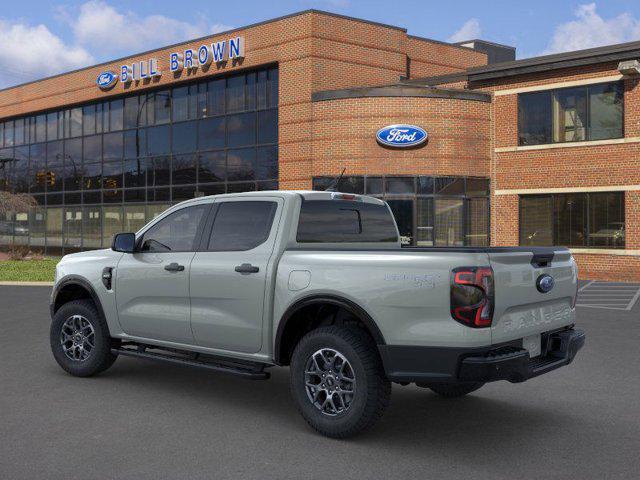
<box><xmin>297</xmin><ymin>200</ymin><xmax>398</xmax><ymax>243</ymax></box>
<box><xmin>141</xmin><ymin>205</ymin><xmax>207</xmax><ymax>252</ymax></box>
<box><xmin>208</xmin><ymin>201</ymin><xmax>277</xmax><ymax>251</ymax></box>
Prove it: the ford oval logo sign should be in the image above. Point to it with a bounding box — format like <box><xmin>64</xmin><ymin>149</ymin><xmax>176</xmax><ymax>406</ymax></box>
<box><xmin>96</xmin><ymin>71</ymin><xmax>118</xmax><ymax>90</ymax></box>
<box><xmin>536</xmin><ymin>274</ymin><xmax>555</xmax><ymax>293</ymax></box>
<box><xmin>376</xmin><ymin>124</ymin><xmax>428</xmax><ymax>148</ymax></box>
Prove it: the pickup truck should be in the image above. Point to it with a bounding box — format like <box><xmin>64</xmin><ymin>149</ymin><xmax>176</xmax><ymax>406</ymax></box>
<box><xmin>49</xmin><ymin>190</ymin><xmax>585</xmax><ymax>438</ymax></box>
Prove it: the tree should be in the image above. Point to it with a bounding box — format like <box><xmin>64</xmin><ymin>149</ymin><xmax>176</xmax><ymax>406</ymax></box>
<box><xmin>0</xmin><ymin>191</ymin><xmax>37</xmax><ymax>216</ymax></box>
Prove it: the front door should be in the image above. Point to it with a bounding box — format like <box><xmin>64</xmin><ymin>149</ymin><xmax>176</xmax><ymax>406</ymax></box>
<box><xmin>115</xmin><ymin>203</ymin><xmax>210</xmax><ymax>344</ymax></box>
<box><xmin>190</xmin><ymin>198</ymin><xmax>282</xmax><ymax>354</ymax></box>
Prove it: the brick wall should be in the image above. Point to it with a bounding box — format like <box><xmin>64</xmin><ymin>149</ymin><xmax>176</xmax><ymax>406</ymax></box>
<box><xmin>406</xmin><ymin>37</ymin><xmax>487</xmax><ymax>79</ymax></box>
<box><xmin>479</xmin><ymin>63</ymin><xmax>640</xmax><ymax>281</ymax></box>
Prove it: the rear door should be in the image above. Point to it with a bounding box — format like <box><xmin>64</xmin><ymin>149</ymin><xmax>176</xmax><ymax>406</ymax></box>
<box><xmin>189</xmin><ymin>197</ymin><xmax>282</xmax><ymax>353</ymax></box>
<box><xmin>489</xmin><ymin>248</ymin><xmax>577</xmax><ymax>348</ymax></box>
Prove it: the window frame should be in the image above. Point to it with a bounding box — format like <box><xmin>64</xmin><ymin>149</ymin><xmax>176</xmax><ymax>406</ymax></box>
<box><xmin>202</xmin><ymin>198</ymin><xmax>281</xmax><ymax>252</ymax></box>
<box><xmin>517</xmin><ymin>81</ymin><xmax>624</xmax><ymax>146</ymax></box>
<box><xmin>136</xmin><ymin>202</ymin><xmax>212</xmax><ymax>253</ymax></box>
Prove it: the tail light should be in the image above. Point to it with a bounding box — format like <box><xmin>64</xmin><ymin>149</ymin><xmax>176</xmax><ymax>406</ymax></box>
<box><xmin>450</xmin><ymin>266</ymin><xmax>494</xmax><ymax>328</ymax></box>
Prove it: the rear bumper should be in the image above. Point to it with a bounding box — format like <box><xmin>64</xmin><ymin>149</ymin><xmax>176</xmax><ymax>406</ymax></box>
<box><xmin>379</xmin><ymin>327</ymin><xmax>585</xmax><ymax>384</ymax></box>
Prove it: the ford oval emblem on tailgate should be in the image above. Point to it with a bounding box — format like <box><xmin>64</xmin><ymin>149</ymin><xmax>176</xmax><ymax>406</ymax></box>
<box><xmin>536</xmin><ymin>274</ymin><xmax>555</xmax><ymax>293</ymax></box>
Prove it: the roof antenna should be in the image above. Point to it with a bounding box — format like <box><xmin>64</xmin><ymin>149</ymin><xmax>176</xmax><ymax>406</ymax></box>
<box><xmin>325</xmin><ymin>168</ymin><xmax>346</xmax><ymax>192</ymax></box>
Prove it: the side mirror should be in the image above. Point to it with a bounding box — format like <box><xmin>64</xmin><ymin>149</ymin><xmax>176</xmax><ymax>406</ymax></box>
<box><xmin>112</xmin><ymin>232</ymin><xmax>137</xmax><ymax>253</ymax></box>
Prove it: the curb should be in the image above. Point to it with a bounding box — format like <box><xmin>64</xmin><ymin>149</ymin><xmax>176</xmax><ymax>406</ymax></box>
<box><xmin>0</xmin><ymin>281</ymin><xmax>54</xmax><ymax>286</ymax></box>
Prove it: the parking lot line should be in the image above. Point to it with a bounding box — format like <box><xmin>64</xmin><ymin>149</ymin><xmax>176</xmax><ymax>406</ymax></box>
<box><xmin>576</xmin><ymin>281</ymin><xmax>640</xmax><ymax>311</ymax></box>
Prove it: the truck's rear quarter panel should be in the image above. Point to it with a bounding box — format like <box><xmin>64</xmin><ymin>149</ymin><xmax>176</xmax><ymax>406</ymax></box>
<box><xmin>274</xmin><ymin>249</ymin><xmax>493</xmax><ymax>348</ymax></box>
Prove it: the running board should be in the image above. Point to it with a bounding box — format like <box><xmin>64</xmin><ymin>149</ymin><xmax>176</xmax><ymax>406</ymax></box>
<box><xmin>111</xmin><ymin>345</ymin><xmax>270</xmax><ymax>380</ymax></box>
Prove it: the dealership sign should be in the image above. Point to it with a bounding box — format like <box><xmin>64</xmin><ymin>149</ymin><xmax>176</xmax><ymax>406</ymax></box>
<box><xmin>96</xmin><ymin>71</ymin><xmax>118</xmax><ymax>90</ymax></box>
<box><xmin>96</xmin><ymin>36</ymin><xmax>245</xmax><ymax>89</ymax></box>
<box><xmin>376</xmin><ymin>124</ymin><xmax>428</xmax><ymax>148</ymax></box>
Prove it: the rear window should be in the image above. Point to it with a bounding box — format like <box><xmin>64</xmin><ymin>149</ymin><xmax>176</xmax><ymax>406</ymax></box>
<box><xmin>296</xmin><ymin>200</ymin><xmax>398</xmax><ymax>243</ymax></box>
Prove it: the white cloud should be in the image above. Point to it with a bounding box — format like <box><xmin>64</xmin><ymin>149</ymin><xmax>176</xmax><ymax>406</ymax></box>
<box><xmin>542</xmin><ymin>3</ymin><xmax>640</xmax><ymax>54</ymax></box>
<box><xmin>68</xmin><ymin>1</ymin><xmax>232</xmax><ymax>57</ymax></box>
<box><xmin>448</xmin><ymin>18</ymin><xmax>481</xmax><ymax>43</ymax></box>
<box><xmin>0</xmin><ymin>20</ymin><xmax>93</xmax><ymax>88</ymax></box>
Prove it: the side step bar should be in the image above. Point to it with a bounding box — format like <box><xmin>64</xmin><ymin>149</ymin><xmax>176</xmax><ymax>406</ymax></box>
<box><xmin>112</xmin><ymin>345</ymin><xmax>270</xmax><ymax>380</ymax></box>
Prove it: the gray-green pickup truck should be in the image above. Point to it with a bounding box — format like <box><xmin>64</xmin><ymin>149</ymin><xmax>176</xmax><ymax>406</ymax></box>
<box><xmin>49</xmin><ymin>190</ymin><xmax>585</xmax><ymax>438</ymax></box>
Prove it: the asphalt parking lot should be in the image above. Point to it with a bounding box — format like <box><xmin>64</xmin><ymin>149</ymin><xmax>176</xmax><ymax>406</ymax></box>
<box><xmin>1</xmin><ymin>285</ymin><xmax>639</xmax><ymax>480</ymax></box>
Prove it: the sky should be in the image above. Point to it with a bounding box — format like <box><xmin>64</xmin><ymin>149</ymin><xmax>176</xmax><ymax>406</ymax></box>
<box><xmin>1</xmin><ymin>0</ymin><xmax>640</xmax><ymax>88</ymax></box>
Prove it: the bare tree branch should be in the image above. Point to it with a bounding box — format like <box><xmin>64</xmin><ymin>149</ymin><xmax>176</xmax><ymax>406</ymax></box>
<box><xmin>0</xmin><ymin>191</ymin><xmax>37</xmax><ymax>216</ymax></box>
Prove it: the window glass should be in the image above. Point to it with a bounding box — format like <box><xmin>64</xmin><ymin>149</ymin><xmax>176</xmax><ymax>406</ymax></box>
<box><xmin>257</xmin><ymin>109</ymin><xmax>277</xmax><ymax>144</ymax></box>
<box><xmin>417</xmin><ymin>176</ymin><xmax>434</xmax><ymax>194</ymax></box>
<box><xmin>83</xmin><ymin>135</ymin><xmax>102</xmax><ymax>163</ymax></box>
<box><xmin>589</xmin><ymin>83</ymin><xmax>623</xmax><ymax>141</ymax></box>
<box><xmin>141</xmin><ymin>204</ymin><xmax>207</xmax><ymax>252</ymax></box>
<box><xmin>46</xmin><ymin>207</ymin><xmax>63</xmax><ymax>247</ymax></box>
<box><xmin>207</xmin><ymin>79</ymin><xmax>225</xmax><ymax>116</ymax></box>
<box><xmin>518</xmin><ymin>91</ymin><xmax>552</xmax><ymax>145</ymax></box>
<box><xmin>226</xmin><ymin>75</ymin><xmax>245</xmax><ymax>113</ymax></box>
<box><xmin>172</xmin><ymin>154</ymin><xmax>197</xmax><ymax>185</ymax></box>
<box><xmin>435</xmin><ymin>198</ymin><xmax>464</xmax><ymax>246</ymax></box>
<box><xmin>386</xmin><ymin>177</ymin><xmax>414</xmax><ymax>194</ymax></box>
<box><xmin>14</xmin><ymin>118</ymin><xmax>25</xmax><ymax>145</ymax></box>
<box><xmin>109</xmin><ymin>99</ymin><xmax>124</xmax><ymax>131</ymax></box>
<box><xmin>28</xmin><ymin>143</ymin><xmax>46</xmax><ymax>193</ymax></box>
<box><xmin>416</xmin><ymin>198</ymin><xmax>433</xmax><ymax>246</ymax></box>
<box><xmin>69</xmin><ymin>108</ymin><xmax>83</xmax><ymax>137</ymax></box>
<box><xmin>95</xmin><ymin>103</ymin><xmax>104</xmax><ymax>134</ymax></box>
<box><xmin>246</xmin><ymin>72</ymin><xmax>256</xmax><ymax>110</ymax></box>
<box><xmin>555</xmin><ymin>193</ymin><xmax>586</xmax><ymax>246</ymax></box>
<box><xmin>81</xmin><ymin>206</ymin><xmax>101</xmax><ymax>248</ymax></box>
<box><xmin>227</xmin><ymin>148</ymin><xmax>255</xmax><ymax>181</ymax></box>
<box><xmin>124</xmin><ymin>129</ymin><xmax>145</xmax><ymax>158</ymax></box>
<box><xmin>198</xmin><ymin>151</ymin><xmax>225</xmax><ymax>183</ymax></box>
<box><xmin>63</xmin><ymin>207</ymin><xmax>83</xmax><ymax>248</ymax></box>
<box><xmin>154</xmin><ymin>91</ymin><xmax>171</xmax><ymax>124</ymax></box>
<box><xmin>588</xmin><ymin>193</ymin><xmax>625</xmax><ymax>248</ymax></box>
<box><xmin>124</xmin><ymin>96</ymin><xmax>139</xmax><ymax>129</ymax></box>
<box><xmin>208</xmin><ymin>201</ymin><xmax>277</xmax><ymax>251</ymax></box>
<box><xmin>435</xmin><ymin>177</ymin><xmax>464</xmax><ymax>195</ymax></box>
<box><xmin>83</xmin><ymin>106</ymin><xmax>96</xmax><ymax>136</ymax></box>
<box><xmin>103</xmin><ymin>206</ymin><xmax>123</xmax><ymax>247</ymax></box>
<box><xmin>553</xmin><ymin>87</ymin><xmax>587</xmax><ymax>142</ymax></box>
<box><xmin>29</xmin><ymin>207</ymin><xmax>46</xmax><ymax>248</ymax></box>
<box><xmin>196</xmin><ymin>83</ymin><xmax>207</xmax><ymax>118</ymax></box>
<box><xmin>256</xmin><ymin>146</ymin><xmax>278</xmax><ymax>181</ymax></box>
<box><xmin>466</xmin><ymin>198</ymin><xmax>488</xmax><ymax>246</ymax></box>
<box><xmin>466</xmin><ymin>178</ymin><xmax>490</xmax><ymax>196</ymax></box>
<box><xmin>297</xmin><ymin>200</ymin><xmax>398</xmax><ymax>243</ymax></box>
<box><xmin>520</xmin><ymin>195</ymin><xmax>556</xmax><ymax>246</ymax></box>
<box><xmin>337</xmin><ymin>176</ymin><xmax>364</xmax><ymax>194</ymax></box>
<box><xmin>5</xmin><ymin>121</ymin><xmax>14</xmax><ymax>146</ymax></box>
<box><xmin>387</xmin><ymin>199</ymin><xmax>413</xmax><ymax>245</ymax></box>
<box><xmin>13</xmin><ymin>146</ymin><xmax>29</xmax><ymax>193</ymax></box>
<box><xmin>147</xmin><ymin>156</ymin><xmax>171</xmax><ymax>186</ymax></box>
<box><xmin>227</xmin><ymin>112</ymin><xmax>256</xmax><ymax>147</ymax></box>
<box><xmin>268</xmin><ymin>68</ymin><xmax>279</xmax><ymax>108</ymax></box>
<box><xmin>102</xmin><ymin>160</ymin><xmax>123</xmax><ymax>190</ymax></box>
<box><xmin>198</xmin><ymin>117</ymin><xmax>225</xmax><ymax>150</ymax></box>
<box><xmin>36</xmin><ymin>115</ymin><xmax>47</xmax><ymax>143</ymax></box>
<box><xmin>147</xmin><ymin>125</ymin><xmax>170</xmax><ymax>155</ymax></box>
<box><xmin>257</xmin><ymin>70</ymin><xmax>268</xmax><ymax>110</ymax></box>
<box><xmin>172</xmin><ymin>86</ymin><xmax>189</xmax><ymax>122</ymax></box>
<box><xmin>124</xmin><ymin>205</ymin><xmax>146</xmax><ymax>232</ymax></box>
<box><xmin>172</xmin><ymin>121</ymin><xmax>197</xmax><ymax>153</ymax></box>
<box><xmin>124</xmin><ymin>158</ymin><xmax>146</xmax><ymax>188</ymax></box>
<box><xmin>103</xmin><ymin>132</ymin><xmax>123</xmax><ymax>160</ymax></box>
<box><xmin>366</xmin><ymin>177</ymin><xmax>383</xmax><ymax>195</ymax></box>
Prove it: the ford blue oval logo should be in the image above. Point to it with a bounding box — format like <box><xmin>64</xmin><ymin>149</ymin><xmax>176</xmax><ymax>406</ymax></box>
<box><xmin>536</xmin><ymin>274</ymin><xmax>555</xmax><ymax>293</ymax></box>
<box><xmin>376</xmin><ymin>124</ymin><xmax>428</xmax><ymax>148</ymax></box>
<box><xmin>96</xmin><ymin>71</ymin><xmax>118</xmax><ymax>90</ymax></box>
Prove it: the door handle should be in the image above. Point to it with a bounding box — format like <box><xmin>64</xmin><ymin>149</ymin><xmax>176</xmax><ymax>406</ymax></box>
<box><xmin>164</xmin><ymin>262</ymin><xmax>185</xmax><ymax>272</ymax></box>
<box><xmin>235</xmin><ymin>263</ymin><xmax>260</xmax><ymax>274</ymax></box>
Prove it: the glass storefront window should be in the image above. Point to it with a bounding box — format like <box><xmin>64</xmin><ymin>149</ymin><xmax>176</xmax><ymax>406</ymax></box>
<box><xmin>520</xmin><ymin>192</ymin><xmax>624</xmax><ymax>248</ymax></box>
<box><xmin>103</xmin><ymin>206</ymin><xmax>123</xmax><ymax>247</ymax></box>
<box><xmin>416</xmin><ymin>198</ymin><xmax>433</xmax><ymax>246</ymax></box>
<box><xmin>435</xmin><ymin>198</ymin><xmax>464</xmax><ymax>247</ymax></box>
<box><xmin>0</xmin><ymin>67</ymin><xmax>278</xmax><ymax>254</ymax></box>
<box><xmin>518</xmin><ymin>81</ymin><xmax>623</xmax><ymax>145</ymax></box>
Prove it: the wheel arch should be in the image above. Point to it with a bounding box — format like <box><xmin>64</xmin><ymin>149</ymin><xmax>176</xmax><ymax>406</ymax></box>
<box><xmin>51</xmin><ymin>276</ymin><xmax>107</xmax><ymax>327</ymax></box>
<box><xmin>274</xmin><ymin>294</ymin><xmax>386</xmax><ymax>366</ymax></box>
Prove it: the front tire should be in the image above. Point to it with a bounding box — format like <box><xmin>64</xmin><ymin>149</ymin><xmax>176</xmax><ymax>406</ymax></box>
<box><xmin>50</xmin><ymin>299</ymin><xmax>118</xmax><ymax>377</ymax></box>
<box><xmin>426</xmin><ymin>382</ymin><xmax>484</xmax><ymax>398</ymax></box>
<box><xmin>290</xmin><ymin>326</ymin><xmax>391</xmax><ymax>438</ymax></box>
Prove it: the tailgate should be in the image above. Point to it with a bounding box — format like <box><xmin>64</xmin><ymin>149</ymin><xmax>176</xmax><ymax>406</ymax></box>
<box><xmin>489</xmin><ymin>248</ymin><xmax>577</xmax><ymax>345</ymax></box>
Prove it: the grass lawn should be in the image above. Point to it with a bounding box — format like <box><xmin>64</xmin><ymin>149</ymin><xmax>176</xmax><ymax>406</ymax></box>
<box><xmin>0</xmin><ymin>258</ymin><xmax>60</xmax><ymax>282</ymax></box>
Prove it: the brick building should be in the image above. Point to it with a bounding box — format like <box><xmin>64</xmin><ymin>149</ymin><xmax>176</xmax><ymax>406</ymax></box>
<box><xmin>0</xmin><ymin>10</ymin><xmax>638</xmax><ymax>281</ymax></box>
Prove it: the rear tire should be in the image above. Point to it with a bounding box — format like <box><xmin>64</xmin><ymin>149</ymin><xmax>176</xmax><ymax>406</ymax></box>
<box><xmin>290</xmin><ymin>326</ymin><xmax>391</xmax><ymax>438</ymax></box>
<box><xmin>426</xmin><ymin>382</ymin><xmax>484</xmax><ymax>398</ymax></box>
<box><xmin>50</xmin><ymin>300</ymin><xmax>118</xmax><ymax>377</ymax></box>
